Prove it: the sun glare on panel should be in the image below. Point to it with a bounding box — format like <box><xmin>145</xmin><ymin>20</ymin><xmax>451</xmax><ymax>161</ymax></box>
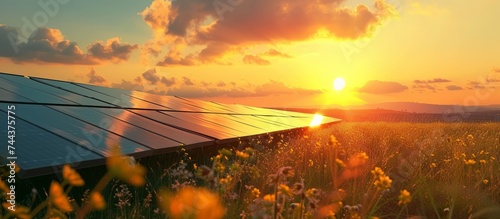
<box><xmin>333</xmin><ymin>77</ymin><xmax>346</xmax><ymax>91</ymax></box>
<box><xmin>309</xmin><ymin>113</ymin><xmax>324</xmax><ymax>127</ymax></box>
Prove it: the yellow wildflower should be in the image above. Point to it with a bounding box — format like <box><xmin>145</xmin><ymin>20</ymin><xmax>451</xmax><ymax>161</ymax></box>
<box><xmin>90</xmin><ymin>192</ymin><xmax>106</xmax><ymax>210</ymax></box>
<box><xmin>336</xmin><ymin>159</ymin><xmax>346</xmax><ymax>168</ymax></box>
<box><xmin>398</xmin><ymin>190</ymin><xmax>412</xmax><ymax>205</ymax></box>
<box><xmin>371</xmin><ymin>167</ymin><xmax>385</xmax><ymax>178</ymax></box>
<box><xmin>2</xmin><ymin>203</ymin><xmax>30</xmax><ymax>219</ymax></box>
<box><xmin>50</xmin><ymin>181</ymin><xmax>73</xmax><ymax>212</ymax></box>
<box><xmin>374</xmin><ymin>175</ymin><xmax>392</xmax><ymax>190</ymax></box>
<box><xmin>347</xmin><ymin>152</ymin><xmax>368</xmax><ymax>168</ymax></box>
<box><xmin>263</xmin><ymin>194</ymin><xmax>275</xmax><ymax>204</ymax></box>
<box><xmin>251</xmin><ymin>188</ymin><xmax>260</xmax><ymax>198</ymax></box>
<box><xmin>0</xmin><ymin>180</ymin><xmax>9</xmax><ymax>194</ymax></box>
<box><xmin>464</xmin><ymin>159</ymin><xmax>476</xmax><ymax>165</ymax></box>
<box><xmin>351</xmin><ymin>213</ymin><xmax>361</xmax><ymax>219</ymax></box>
<box><xmin>467</xmin><ymin>134</ymin><xmax>474</xmax><ymax>141</ymax></box>
<box><xmin>430</xmin><ymin>163</ymin><xmax>437</xmax><ymax>168</ymax></box>
<box><xmin>278</xmin><ymin>184</ymin><xmax>293</xmax><ymax>197</ymax></box>
<box><xmin>479</xmin><ymin>160</ymin><xmax>487</xmax><ymax>164</ymax></box>
<box><xmin>163</xmin><ymin>186</ymin><xmax>225</xmax><ymax>219</ymax></box>
<box><xmin>62</xmin><ymin>165</ymin><xmax>84</xmax><ymax>187</ymax></box>
<box><xmin>235</xmin><ymin>150</ymin><xmax>249</xmax><ymax>159</ymax></box>
<box><xmin>106</xmin><ymin>144</ymin><xmax>146</xmax><ymax>187</ymax></box>
<box><xmin>483</xmin><ymin>179</ymin><xmax>489</xmax><ymax>185</ymax></box>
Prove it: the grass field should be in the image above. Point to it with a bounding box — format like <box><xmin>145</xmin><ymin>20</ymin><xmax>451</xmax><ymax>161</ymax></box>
<box><xmin>3</xmin><ymin>122</ymin><xmax>500</xmax><ymax>219</ymax></box>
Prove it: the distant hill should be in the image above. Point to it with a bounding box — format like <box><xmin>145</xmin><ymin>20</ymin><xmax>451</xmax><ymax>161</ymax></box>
<box><xmin>271</xmin><ymin>102</ymin><xmax>500</xmax><ymax>122</ymax></box>
<box><xmin>335</xmin><ymin>102</ymin><xmax>500</xmax><ymax>114</ymax></box>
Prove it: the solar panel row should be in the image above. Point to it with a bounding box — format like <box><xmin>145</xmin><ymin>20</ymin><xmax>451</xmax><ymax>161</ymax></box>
<box><xmin>0</xmin><ymin>72</ymin><xmax>340</xmax><ymax>177</ymax></box>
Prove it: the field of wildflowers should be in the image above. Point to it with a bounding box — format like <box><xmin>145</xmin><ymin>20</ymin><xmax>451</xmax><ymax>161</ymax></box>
<box><xmin>1</xmin><ymin>122</ymin><xmax>499</xmax><ymax>218</ymax></box>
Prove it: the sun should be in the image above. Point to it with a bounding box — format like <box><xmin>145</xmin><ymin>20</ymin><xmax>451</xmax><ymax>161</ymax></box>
<box><xmin>333</xmin><ymin>77</ymin><xmax>346</xmax><ymax>91</ymax></box>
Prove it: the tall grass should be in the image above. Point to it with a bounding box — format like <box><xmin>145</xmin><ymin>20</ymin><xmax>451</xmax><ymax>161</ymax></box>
<box><xmin>1</xmin><ymin>122</ymin><xmax>499</xmax><ymax>218</ymax></box>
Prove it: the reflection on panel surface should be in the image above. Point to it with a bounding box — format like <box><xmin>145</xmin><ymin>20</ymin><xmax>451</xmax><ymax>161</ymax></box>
<box><xmin>0</xmin><ymin>72</ymin><xmax>340</xmax><ymax>178</ymax></box>
<box><xmin>0</xmin><ymin>77</ymin><xmax>74</xmax><ymax>105</ymax></box>
<box><xmin>68</xmin><ymin>82</ymin><xmax>170</xmax><ymax>110</ymax></box>
<box><xmin>134</xmin><ymin>110</ymin><xmax>241</xmax><ymax>139</ymax></box>
<box><xmin>0</xmin><ymin>74</ymin><xmax>112</xmax><ymax>107</ymax></box>
<box><xmin>0</xmin><ymin>109</ymin><xmax>103</xmax><ymax>174</ymax></box>
<box><xmin>2</xmin><ymin>104</ymin><xmax>152</xmax><ymax>157</ymax></box>
<box><xmin>0</xmin><ymin>87</ymin><xmax>33</xmax><ymax>102</ymax></box>
<box><xmin>50</xmin><ymin>106</ymin><xmax>185</xmax><ymax>151</ymax></box>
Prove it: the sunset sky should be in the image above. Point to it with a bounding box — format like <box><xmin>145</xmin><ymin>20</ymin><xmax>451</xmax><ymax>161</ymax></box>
<box><xmin>1</xmin><ymin>0</ymin><xmax>499</xmax><ymax>108</ymax></box>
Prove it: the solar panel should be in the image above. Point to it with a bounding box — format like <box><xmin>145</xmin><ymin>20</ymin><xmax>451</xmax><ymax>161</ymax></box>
<box><xmin>32</xmin><ymin>78</ymin><xmax>133</xmax><ymax>107</ymax></box>
<box><xmin>0</xmin><ymin>87</ymin><xmax>33</xmax><ymax>103</ymax></box>
<box><xmin>133</xmin><ymin>110</ymin><xmax>243</xmax><ymax>140</ymax></box>
<box><xmin>64</xmin><ymin>83</ymin><xmax>168</xmax><ymax>110</ymax></box>
<box><xmin>165</xmin><ymin>112</ymin><xmax>258</xmax><ymax>135</ymax></box>
<box><xmin>175</xmin><ymin>97</ymin><xmax>235</xmax><ymax>113</ymax></box>
<box><xmin>0</xmin><ymin>72</ymin><xmax>340</xmax><ymax>178</ymax></box>
<box><xmin>0</xmin><ymin>74</ymin><xmax>112</xmax><ymax>107</ymax></box>
<box><xmin>0</xmin><ymin>77</ymin><xmax>75</xmax><ymax>105</ymax></box>
<box><xmin>1</xmin><ymin>103</ymin><xmax>153</xmax><ymax>157</ymax></box>
<box><xmin>0</xmin><ymin>108</ymin><xmax>104</xmax><ymax>177</ymax></box>
<box><xmin>50</xmin><ymin>106</ymin><xmax>213</xmax><ymax>150</ymax></box>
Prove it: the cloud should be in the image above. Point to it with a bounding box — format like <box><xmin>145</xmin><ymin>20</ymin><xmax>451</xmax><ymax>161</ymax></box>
<box><xmin>492</xmin><ymin>67</ymin><xmax>500</xmax><ymax>73</ymax></box>
<box><xmin>0</xmin><ymin>25</ymin><xmax>137</xmax><ymax>65</ymax></box>
<box><xmin>358</xmin><ymin>80</ymin><xmax>408</xmax><ymax>94</ymax></box>
<box><xmin>412</xmin><ymin>83</ymin><xmax>436</xmax><ymax>91</ymax></box>
<box><xmin>467</xmin><ymin>81</ymin><xmax>486</xmax><ymax>89</ymax></box>
<box><xmin>486</xmin><ymin>78</ymin><xmax>500</xmax><ymax>83</ymax></box>
<box><xmin>142</xmin><ymin>68</ymin><xmax>160</xmax><ymax>84</ymax></box>
<box><xmin>161</xmin><ymin>76</ymin><xmax>176</xmax><ymax>86</ymax></box>
<box><xmin>141</xmin><ymin>68</ymin><xmax>177</xmax><ymax>87</ymax></box>
<box><xmin>263</xmin><ymin>49</ymin><xmax>292</xmax><ymax>58</ymax></box>
<box><xmin>216</xmin><ymin>81</ymin><xmax>226</xmax><ymax>87</ymax></box>
<box><xmin>413</xmin><ymin>78</ymin><xmax>451</xmax><ymax>84</ymax></box>
<box><xmin>253</xmin><ymin>80</ymin><xmax>322</xmax><ymax>96</ymax></box>
<box><xmin>182</xmin><ymin>77</ymin><xmax>195</xmax><ymax>86</ymax></box>
<box><xmin>140</xmin><ymin>0</ymin><xmax>397</xmax><ymax>65</ymax></box>
<box><xmin>87</xmin><ymin>37</ymin><xmax>138</xmax><ymax>62</ymax></box>
<box><xmin>243</xmin><ymin>55</ymin><xmax>270</xmax><ymax>65</ymax></box>
<box><xmin>166</xmin><ymin>79</ymin><xmax>322</xmax><ymax>98</ymax></box>
<box><xmin>87</xmin><ymin>68</ymin><xmax>107</xmax><ymax>85</ymax></box>
<box><xmin>446</xmin><ymin>85</ymin><xmax>463</xmax><ymax>91</ymax></box>
<box><xmin>111</xmin><ymin>77</ymin><xmax>145</xmax><ymax>91</ymax></box>
<box><xmin>157</xmin><ymin>50</ymin><xmax>197</xmax><ymax>66</ymax></box>
<box><xmin>0</xmin><ymin>24</ymin><xmax>19</xmax><ymax>57</ymax></box>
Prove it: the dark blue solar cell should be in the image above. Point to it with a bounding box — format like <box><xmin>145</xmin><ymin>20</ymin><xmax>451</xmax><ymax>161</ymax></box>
<box><xmin>132</xmin><ymin>110</ymin><xmax>241</xmax><ymax>140</ymax></box>
<box><xmin>33</xmin><ymin>78</ymin><xmax>169</xmax><ymax>110</ymax></box>
<box><xmin>0</xmin><ymin>103</ymin><xmax>152</xmax><ymax>158</ymax></box>
<box><xmin>49</xmin><ymin>106</ymin><xmax>208</xmax><ymax>151</ymax></box>
<box><xmin>0</xmin><ymin>87</ymin><xmax>33</xmax><ymax>102</ymax></box>
<box><xmin>0</xmin><ymin>108</ymin><xmax>103</xmax><ymax>177</ymax></box>
<box><xmin>94</xmin><ymin>108</ymin><xmax>214</xmax><ymax>146</ymax></box>
<box><xmin>0</xmin><ymin>74</ymin><xmax>112</xmax><ymax>107</ymax></box>
<box><xmin>78</xmin><ymin>83</ymin><xmax>204</xmax><ymax>111</ymax></box>
<box><xmin>0</xmin><ymin>77</ymin><xmax>74</xmax><ymax>105</ymax></box>
<box><xmin>165</xmin><ymin>112</ymin><xmax>264</xmax><ymax>136</ymax></box>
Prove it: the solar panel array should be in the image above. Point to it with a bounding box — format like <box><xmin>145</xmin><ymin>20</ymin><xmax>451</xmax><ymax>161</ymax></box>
<box><xmin>0</xmin><ymin>72</ymin><xmax>340</xmax><ymax>177</ymax></box>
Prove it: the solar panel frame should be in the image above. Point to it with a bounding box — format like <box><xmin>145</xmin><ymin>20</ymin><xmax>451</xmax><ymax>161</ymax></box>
<box><xmin>0</xmin><ymin>74</ymin><xmax>113</xmax><ymax>107</ymax></box>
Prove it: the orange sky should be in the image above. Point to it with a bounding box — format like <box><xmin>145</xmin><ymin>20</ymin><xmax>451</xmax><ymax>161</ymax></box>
<box><xmin>1</xmin><ymin>0</ymin><xmax>499</xmax><ymax>108</ymax></box>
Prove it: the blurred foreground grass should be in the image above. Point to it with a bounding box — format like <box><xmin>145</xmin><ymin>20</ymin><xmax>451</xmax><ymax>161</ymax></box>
<box><xmin>1</xmin><ymin>122</ymin><xmax>499</xmax><ymax>218</ymax></box>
